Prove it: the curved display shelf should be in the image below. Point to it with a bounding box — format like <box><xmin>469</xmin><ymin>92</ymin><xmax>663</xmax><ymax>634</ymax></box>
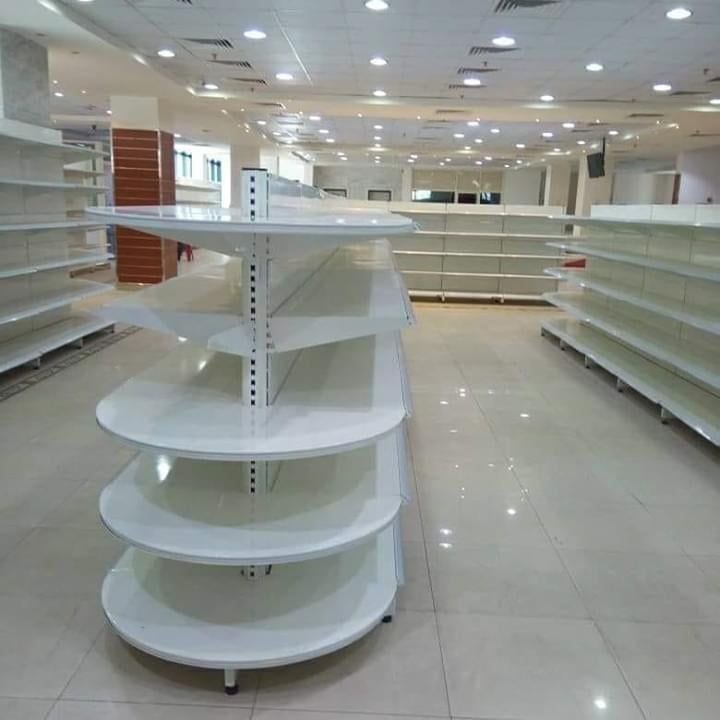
<box><xmin>0</xmin><ymin>280</ymin><xmax>108</xmax><ymax>326</ymax></box>
<box><xmin>545</xmin><ymin>291</ymin><xmax>720</xmax><ymax>393</ymax></box>
<box><xmin>102</xmin><ymin>528</ymin><xmax>397</xmax><ymax>670</ymax></box>
<box><xmin>100</xmin><ymin>431</ymin><xmax>405</xmax><ymax>565</ymax></box>
<box><xmin>0</xmin><ymin>252</ymin><xmax>113</xmax><ymax>280</ymax></box>
<box><xmin>549</xmin><ymin>242</ymin><xmax>720</xmax><ymax>282</ymax></box>
<box><xmin>0</xmin><ymin>177</ymin><xmax>109</xmax><ymax>193</ymax></box>
<box><xmin>416</xmin><ymin>230</ymin><xmax>568</xmax><ymax>240</ymax></box>
<box><xmin>96</xmin><ymin>241</ymin><xmax>413</xmax><ymax>355</ymax></box>
<box><xmin>542</xmin><ymin>318</ymin><xmax>720</xmax><ymax>445</ymax></box>
<box><xmin>97</xmin><ymin>332</ymin><xmax>408</xmax><ymax>461</ymax></box>
<box><xmin>547</xmin><ymin>267</ymin><xmax>720</xmax><ymax>336</ymax></box>
<box><xmin>87</xmin><ymin>206</ymin><xmax>414</xmax><ymax>258</ymax></box>
<box><xmin>556</xmin><ymin>214</ymin><xmax>720</xmax><ymax>233</ymax></box>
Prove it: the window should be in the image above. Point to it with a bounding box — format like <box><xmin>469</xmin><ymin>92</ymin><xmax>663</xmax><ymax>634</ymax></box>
<box><xmin>174</xmin><ymin>151</ymin><xmax>192</xmax><ymax>178</ymax></box>
<box><xmin>323</xmin><ymin>187</ymin><xmax>347</xmax><ymax>198</ymax></box>
<box><xmin>479</xmin><ymin>192</ymin><xmax>502</xmax><ymax>204</ymax></box>
<box><xmin>206</xmin><ymin>158</ymin><xmax>222</xmax><ymax>183</ymax></box>
<box><xmin>368</xmin><ymin>189</ymin><xmax>392</xmax><ymax>201</ymax></box>
<box><xmin>412</xmin><ymin>189</ymin><xmax>455</xmax><ymax>203</ymax></box>
<box><xmin>457</xmin><ymin>192</ymin><xmax>478</xmax><ymax>204</ymax></box>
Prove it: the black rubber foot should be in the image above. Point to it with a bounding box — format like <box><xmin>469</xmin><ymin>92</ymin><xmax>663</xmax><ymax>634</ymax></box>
<box><xmin>225</xmin><ymin>684</ymin><xmax>239</xmax><ymax>696</ymax></box>
<box><xmin>382</xmin><ymin>614</ymin><xmax>393</xmax><ymax>623</ymax></box>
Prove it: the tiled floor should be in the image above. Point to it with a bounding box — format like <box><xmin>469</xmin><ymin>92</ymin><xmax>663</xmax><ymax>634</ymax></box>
<box><xmin>1</xmin><ymin>302</ymin><xmax>720</xmax><ymax>719</ymax></box>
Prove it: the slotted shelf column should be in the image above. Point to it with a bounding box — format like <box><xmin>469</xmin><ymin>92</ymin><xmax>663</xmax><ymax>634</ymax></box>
<box><xmin>88</xmin><ymin>171</ymin><xmax>416</xmax><ymax>692</ymax></box>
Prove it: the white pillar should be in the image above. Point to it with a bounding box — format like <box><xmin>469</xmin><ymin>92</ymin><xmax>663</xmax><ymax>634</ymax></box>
<box><xmin>543</xmin><ymin>162</ymin><xmax>572</xmax><ymax>209</ymax></box>
<box><xmin>230</xmin><ymin>145</ymin><xmax>261</xmax><ymax>207</ymax></box>
<box><xmin>575</xmin><ymin>155</ymin><xmax>614</xmax><ymax>216</ymax></box>
<box><xmin>401</xmin><ymin>167</ymin><xmax>413</xmax><ymax>201</ymax></box>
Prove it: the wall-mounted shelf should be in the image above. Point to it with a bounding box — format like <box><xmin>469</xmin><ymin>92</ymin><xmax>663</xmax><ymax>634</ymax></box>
<box><xmin>0</xmin><ymin>177</ymin><xmax>109</xmax><ymax>193</ymax></box>
<box><xmin>0</xmin><ymin>219</ymin><xmax>106</xmax><ymax>233</ymax></box>
<box><xmin>544</xmin><ymin>206</ymin><xmax>720</xmax><ymax>447</ymax></box>
<box><xmin>0</xmin><ymin>251</ymin><xmax>113</xmax><ymax>280</ymax></box>
<box><xmin>91</xmin><ymin>171</ymin><xmax>414</xmax><ymax>691</ymax></box>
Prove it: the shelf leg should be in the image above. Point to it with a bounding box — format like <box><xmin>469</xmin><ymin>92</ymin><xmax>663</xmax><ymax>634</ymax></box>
<box><xmin>540</xmin><ymin>327</ymin><xmax>547</xmax><ymax>337</ymax></box>
<box><xmin>31</xmin><ymin>357</ymin><xmax>42</xmax><ymax>370</ymax></box>
<box><xmin>382</xmin><ymin>597</ymin><xmax>397</xmax><ymax>624</ymax></box>
<box><xmin>72</xmin><ymin>337</ymin><xmax>84</xmax><ymax>349</ymax></box>
<box><xmin>559</xmin><ymin>340</ymin><xmax>567</xmax><ymax>351</ymax></box>
<box><xmin>224</xmin><ymin>668</ymin><xmax>239</xmax><ymax>695</ymax></box>
<box><xmin>660</xmin><ymin>407</ymin><xmax>675</xmax><ymax>425</ymax></box>
<box><xmin>616</xmin><ymin>378</ymin><xmax>627</xmax><ymax>393</ymax></box>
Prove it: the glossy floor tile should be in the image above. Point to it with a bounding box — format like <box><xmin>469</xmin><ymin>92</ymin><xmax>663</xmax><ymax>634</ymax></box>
<box><xmin>1</xmin><ymin>302</ymin><xmax>720</xmax><ymax>719</ymax></box>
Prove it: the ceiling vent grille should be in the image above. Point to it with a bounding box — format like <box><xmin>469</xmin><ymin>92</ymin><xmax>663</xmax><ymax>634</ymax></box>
<box><xmin>707</xmin><ymin>76</ymin><xmax>720</xmax><ymax>83</ymax></box>
<box><xmin>494</xmin><ymin>0</ymin><xmax>559</xmax><ymax>11</ymax></box>
<box><xmin>436</xmin><ymin>109</ymin><xmax>466</xmax><ymax>114</ymax></box>
<box><xmin>627</xmin><ymin>112</ymin><xmax>664</xmax><ymax>118</ymax></box>
<box><xmin>448</xmin><ymin>83</ymin><xmax>485</xmax><ymax>89</ymax></box>
<box><xmin>229</xmin><ymin>77</ymin><xmax>266</xmax><ymax>85</ymax></box>
<box><xmin>176</xmin><ymin>0</ymin><xmax>193</xmax><ymax>4</ymax></box>
<box><xmin>469</xmin><ymin>46</ymin><xmax>518</xmax><ymax>55</ymax></box>
<box><xmin>670</xmin><ymin>90</ymin><xmax>708</xmax><ymax>96</ymax></box>
<box><xmin>184</xmin><ymin>37</ymin><xmax>233</xmax><ymax>49</ymax></box>
<box><xmin>571</xmin><ymin>128</ymin><xmax>593</xmax><ymax>133</ymax></box>
<box><xmin>457</xmin><ymin>67</ymin><xmax>499</xmax><ymax>74</ymax></box>
<box><xmin>210</xmin><ymin>60</ymin><xmax>252</xmax><ymax>68</ymax></box>
<box><xmin>690</xmin><ymin>132</ymin><xmax>720</xmax><ymax>138</ymax></box>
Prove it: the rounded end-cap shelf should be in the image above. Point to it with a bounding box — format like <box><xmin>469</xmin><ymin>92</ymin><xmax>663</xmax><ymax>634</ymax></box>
<box><xmin>102</xmin><ymin>528</ymin><xmax>397</xmax><ymax>669</ymax></box>
<box><xmin>99</xmin><ymin>432</ymin><xmax>406</xmax><ymax>565</ymax></box>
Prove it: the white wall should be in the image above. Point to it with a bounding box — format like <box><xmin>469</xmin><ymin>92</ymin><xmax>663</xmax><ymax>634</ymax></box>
<box><xmin>612</xmin><ymin>172</ymin><xmax>676</xmax><ymax>205</ymax></box>
<box><xmin>313</xmin><ymin>165</ymin><xmax>407</xmax><ymax>201</ymax></box>
<box><xmin>501</xmin><ymin>168</ymin><xmax>543</xmax><ymax>205</ymax></box>
<box><xmin>175</xmin><ymin>141</ymin><xmax>231</xmax><ymax>206</ymax></box>
<box><xmin>677</xmin><ymin>146</ymin><xmax>720</xmax><ymax>204</ymax></box>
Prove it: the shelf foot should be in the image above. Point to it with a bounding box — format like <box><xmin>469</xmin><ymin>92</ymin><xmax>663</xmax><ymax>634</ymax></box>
<box><xmin>540</xmin><ymin>327</ymin><xmax>547</xmax><ymax>337</ymax></box>
<box><xmin>224</xmin><ymin>669</ymin><xmax>238</xmax><ymax>695</ymax></box>
<box><xmin>660</xmin><ymin>407</ymin><xmax>675</xmax><ymax>425</ymax></box>
<box><xmin>31</xmin><ymin>357</ymin><xmax>42</xmax><ymax>370</ymax></box>
<box><xmin>559</xmin><ymin>340</ymin><xmax>567</xmax><ymax>351</ymax></box>
<box><xmin>72</xmin><ymin>337</ymin><xmax>84</xmax><ymax>349</ymax></box>
<box><xmin>616</xmin><ymin>378</ymin><xmax>628</xmax><ymax>393</ymax></box>
<box><xmin>584</xmin><ymin>355</ymin><xmax>594</xmax><ymax>369</ymax></box>
<box><xmin>382</xmin><ymin>614</ymin><xmax>393</xmax><ymax>623</ymax></box>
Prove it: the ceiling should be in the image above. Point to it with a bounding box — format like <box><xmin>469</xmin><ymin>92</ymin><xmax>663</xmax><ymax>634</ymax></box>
<box><xmin>4</xmin><ymin>0</ymin><xmax>720</xmax><ymax>169</ymax></box>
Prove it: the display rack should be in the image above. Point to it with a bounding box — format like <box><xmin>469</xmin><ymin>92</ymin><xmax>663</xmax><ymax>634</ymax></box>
<box><xmin>542</xmin><ymin>205</ymin><xmax>720</xmax><ymax>446</ymax></box>
<box><xmin>0</xmin><ymin>119</ymin><xmax>113</xmax><ymax>374</ymax></box>
<box><xmin>87</xmin><ymin>171</ymin><xmax>415</xmax><ymax>692</ymax></box>
<box><xmin>175</xmin><ymin>178</ymin><xmax>222</xmax><ymax>207</ymax></box>
<box><xmin>386</xmin><ymin>203</ymin><xmax>569</xmax><ymax>302</ymax></box>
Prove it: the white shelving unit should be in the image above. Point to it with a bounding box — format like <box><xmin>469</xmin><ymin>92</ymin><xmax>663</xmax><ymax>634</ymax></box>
<box><xmin>542</xmin><ymin>205</ymin><xmax>720</xmax><ymax>446</ymax></box>
<box><xmin>0</xmin><ymin>119</ymin><xmax>113</xmax><ymax>373</ymax></box>
<box><xmin>87</xmin><ymin>171</ymin><xmax>415</xmax><ymax>691</ymax></box>
<box><xmin>175</xmin><ymin>178</ymin><xmax>222</xmax><ymax>207</ymax></box>
<box><xmin>385</xmin><ymin>203</ymin><xmax>569</xmax><ymax>302</ymax></box>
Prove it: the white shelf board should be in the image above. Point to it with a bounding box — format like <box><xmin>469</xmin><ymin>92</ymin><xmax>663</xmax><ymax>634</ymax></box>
<box><xmin>401</xmin><ymin>270</ymin><xmax>554</xmax><ymax>280</ymax></box>
<box><xmin>0</xmin><ymin>313</ymin><xmax>112</xmax><ymax>373</ymax></box>
<box><xmin>547</xmin><ymin>267</ymin><xmax>720</xmax><ymax>336</ymax></box>
<box><xmin>96</xmin><ymin>332</ymin><xmax>409</xmax><ymax>461</ymax></box>
<box><xmin>100</xmin><ymin>431</ymin><xmax>405</xmax><ymax>565</ymax></box>
<box><xmin>0</xmin><ymin>178</ymin><xmax>109</xmax><ymax>193</ymax></box>
<box><xmin>415</xmin><ymin>230</ymin><xmax>568</xmax><ymax>240</ymax></box>
<box><xmin>548</xmin><ymin>241</ymin><xmax>720</xmax><ymax>283</ymax></box>
<box><xmin>545</xmin><ymin>292</ymin><xmax>720</xmax><ymax>393</ymax></box>
<box><xmin>409</xmin><ymin>290</ymin><xmax>546</xmax><ymax>302</ymax></box>
<box><xmin>0</xmin><ymin>219</ymin><xmax>105</xmax><ymax>233</ymax></box>
<box><xmin>176</xmin><ymin>181</ymin><xmax>222</xmax><ymax>192</ymax></box>
<box><xmin>102</xmin><ymin>528</ymin><xmax>397</xmax><ymax>669</ymax></box>
<box><xmin>558</xmin><ymin>214</ymin><xmax>720</xmax><ymax>233</ymax></box>
<box><xmin>542</xmin><ymin>318</ymin><xmax>720</xmax><ymax>446</ymax></box>
<box><xmin>0</xmin><ymin>280</ymin><xmax>108</xmax><ymax>326</ymax></box>
<box><xmin>87</xmin><ymin>206</ymin><xmax>415</xmax><ymax>258</ymax></box>
<box><xmin>395</xmin><ymin>250</ymin><xmax>566</xmax><ymax>260</ymax></box>
<box><xmin>0</xmin><ymin>132</ymin><xmax>104</xmax><ymax>161</ymax></box>
<box><xmin>63</xmin><ymin>168</ymin><xmax>105</xmax><ymax>178</ymax></box>
<box><xmin>0</xmin><ymin>251</ymin><xmax>113</xmax><ymax>279</ymax></box>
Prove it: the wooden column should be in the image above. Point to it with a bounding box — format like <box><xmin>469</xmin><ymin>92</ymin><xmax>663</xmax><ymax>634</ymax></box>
<box><xmin>112</xmin><ymin>128</ymin><xmax>177</xmax><ymax>283</ymax></box>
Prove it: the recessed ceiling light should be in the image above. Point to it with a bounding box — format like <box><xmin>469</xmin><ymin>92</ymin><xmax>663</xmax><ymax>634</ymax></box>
<box><xmin>76</xmin><ymin>0</ymin><xmax>95</xmax><ymax>3</ymax></box>
<box><xmin>370</xmin><ymin>56</ymin><xmax>388</xmax><ymax>66</ymax></box>
<box><xmin>203</xmin><ymin>82</ymin><xmax>219</xmax><ymax>90</ymax></box>
<box><xmin>408</xmin><ymin>158</ymin><xmax>415</xmax><ymax>163</ymax></box>
<box><xmin>357</xmin><ymin>112</ymin><xmax>364</xmax><ymax>117</ymax></box>
<box><xmin>272</xmin><ymin>131</ymin><xmax>281</xmax><ymax>136</ymax></box>
<box><xmin>585</xmin><ymin>62</ymin><xmax>604</xmax><ymax>72</ymax></box>
<box><xmin>474</xmin><ymin>138</ymin><xmax>483</xmax><ymax>143</ymax></box>
<box><xmin>341</xmin><ymin>156</ymin><xmax>348</xmax><ymax>160</ymax></box>
<box><xmin>653</xmin><ymin>83</ymin><xmax>672</xmax><ymax>93</ymax></box>
<box><xmin>318</xmin><ymin>128</ymin><xmax>329</xmax><ymax>134</ymax></box>
<box><xmin>365</xmin><ymin>0</ymin><xmax>389</xmax><ymax>10</ymax></box>
<box><xmin>540</xmin><ymin>94</ymin><xmax>555</xmax><ymax>102</ymax></box>
<box><xmin>374</xmin><ymin>143</ymin><xmax>382</xmax><ymax>148</ymax></box>
<box><xmin>416</xmin><ymin>115</ymin><xmax>422</xmax><ymax>119</ymax></box>
<box><xmin>666</xmin><ymin>7</ymin><xmax>692</xmax><ymax>20</ymax></box>
<box><xmin>464</xmin><ymin>145</ymin><xmax>471</xmax><ymax>150</ymax></box>
<box><xmin>515</xmin><ymin>143</ymin><xmax>526</xmax><ymax>148</ymax></box>
<box><xmin>439</xmin><ymin>162</ymin><xmax>445</xmax><ymax>166</ymax></box>
<box><xmin>463</xmin><ymin>77</ymin><xmax>482</xmax><ymax>87</ymax></box>
<box><xmin>372</xmin><ymin>89</ymin><xmax>387</xmax><ymax>97</ymax></box>
<box><xmin>553</xmin><ymin>147</ymin><xmax>561</xmax><ymax>152</ymax></box>
<box><xmin>475</xmin><ymin>160</ymin><xmax>483</xmax><ymax>165</ymax></box>
<box><xmin>53</xmin><ymin>91</ymin><xmax>63</xmax><ymax>97</ymax></box>
<box><xmin>309</xmin><ymin>115</ymin><xmax>321</xmax><ymax>121</ymax></box>
<box><xmin>244</xmin><ymin>29</ymin><xmax>267</xmax><ymax>39</ymax></box>
<box><xmin>467</xmin><ymin>120</ymin><xmax>479</xmax><ymax>127</ymax></box>
<box><xmin>106</xmin><ymin>109</ymin><xmax>112</xmax><ymax>115</ymax></box>
<box><xmin>275</xmin><ymin>72</ymin><xmax>293</xmax><ymax>81</ymax></box>
<box><xmin>490</xmin><ymin>128</ymin><xmax>500</xmax><ymax>134</ymax></box>
<box><xmin>326</xmin><ymin>138</ymin><xmax>336</xmax><ymax>143</ymax></box>
<box><xmin>492</xmin><ymin>35</ymin><xmax>516</xmax><ymax>47</ymax></box>
<box><xmin>81</xmin><ymin>89</ymin><xmax>87</xmax><ymax>94</ymax></box>
<box><xmin>608</xmin><ymin>129</ymin><xmax>619</xmax><ymax>135</ymax></box>
<box><xmin>373</xmin><ymin>124</ymin><xmax>383</xmax><ymax>130</ymax></box>
<box><xmin>504</xmin><ymin>163</ymin><xmax>510</xmax><ymax>168</ymax></box>
<box><xmin>516</xmin><ymin>159</ymin><xmax>523</xmax><ymax>164</ymax></box>
<box><xmin>375</xmin><ymin>159</ymin><xmax>381</xmax><ymax>163</ymax></box>
<box><xmin>374</xmin><ymin>135</ymin><xmax>382</xmax><ymax>140</ymax></box>
<box><xmin>174</xmin><ymin>133</ymin><xmax>181</xmax><ymax>138</ymax></box>
<box><xmin>445</xmin><ymin>158</ymin><xmax>452</xmax><ymax>162</ymax></box>
<box><xmin>157</xmin><ymin>49</ymin><xmax>175</xmax><ymax>58</ymax></box>
<box><xmin>542</xmin><ymin>132</ymin><xmax>553</xmax><ymax>138</ymax></box>
<box><xmin>484</xmin><ymin>156</ymin><xmax>492</xmax><ymax>161</ymax></box>
<box><xmin>562</xmin><ymin>122</ymin><xmax>575</xmax><ymax>129</ymax></box>
<box><xmin>454</xmin><ymin>133</ymin><xmax>465</xmax><ymax>138</ymax></box>
<box><xmin>257</xmin><ymin>120</ymin><xmax>267</xmax><ymax>126</ymax></box>
<box><xmin>410</xmin><ymin>154</ymin><xmax>418</xmax><ymax>159</ymax></box>
<box><xmin>577</xmin><ymin>140</ymin><xmax>586</xmax><ymax>145</ymax></box>
<box><xmin>710</xmin><ymin>99</ymin><xmax>720</xmax><ymax>105</ymax></box>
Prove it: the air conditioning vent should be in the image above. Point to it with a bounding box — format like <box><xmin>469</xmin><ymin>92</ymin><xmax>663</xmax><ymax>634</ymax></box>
<box><xmin>436</xmin><ymin>109</ymin><xmax>466</xmax><ymax>114</ymax></box>
<box><xmin>571</xmin><ymin>128</ymin><xmax>593</xmax><ymax>133</ymax></box>
<box><xmin>448</xmin><ymin>84</ymin><xmax>485</xmax><ymax>89</ymax></box>
<box><xmin>689</xmin><ymin>132</ymin><xmax>720</xmax><ymax>138</ymax></box>
<box><xmin>417</xmin><ymin>137</ymin><xmax>439</xmax><ymax>141</ymax></box>
<box><xmin>184</xmin><ymin>37</ymin><xmax>233</xmax><ymax>49</ymax></box>
<box><xmin>627</xmin><ymin>112</ymin><xmax>664</xmax><ymax>118</ymax></box>
<box><xmin>457</xmin><ymin>67</ymin><xmax>500</xmax><ymax>75</ymax></box>
<box><xmin>176</xmin><ymin>0</ymin><xmax>192</xmax><ymax>4</ymax></box>
<box><xmin>670</xmin><ymin>90</ymin><xmax>708</xmax><ymax>96</ymax></box>
<box><xmin>210</xmin><ymin>60</ymin><xmax>252</xmax><ymax>68</ymax></box>
<box><xmin>469</xmin><ymin>46</ymin><xmax>518</xmax><ymax>55</ymax></box>
<box><xmin>495</xmin><ymin>0</ymin><xmax>559</xmax><ymax>11</ymax></box>
<box><xmin>229</xmin><ymin>77</ymin><xmax>267</xmax><ymax>85</ymax></box>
